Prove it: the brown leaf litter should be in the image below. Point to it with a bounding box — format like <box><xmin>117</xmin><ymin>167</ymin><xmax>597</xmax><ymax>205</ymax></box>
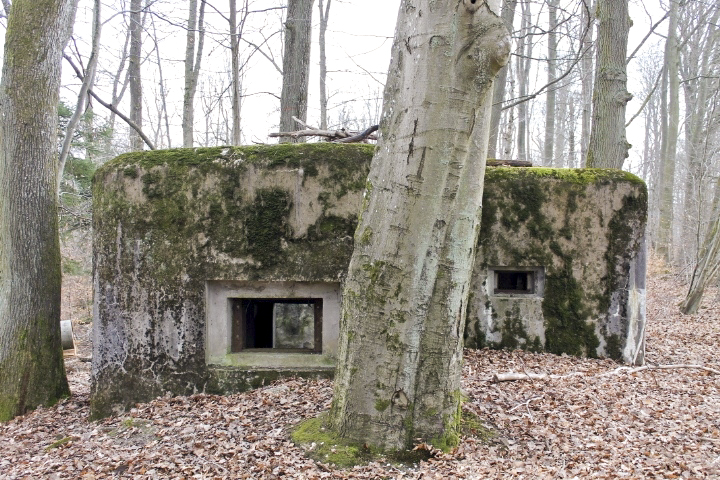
<box><xmin>1</xmin><ymin>269</ymin><xmax>719</xmax><ymax>479</ymax></box>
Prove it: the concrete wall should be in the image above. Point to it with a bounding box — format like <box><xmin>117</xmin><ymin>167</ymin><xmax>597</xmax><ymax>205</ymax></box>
<box><xmin>91</xmin><ymin>145</ymin><xmax>647</xmax><ymax>417</ymax></box>
<box><xmin>464</xmin><ymin>169</ymin><xmax>647</xmax><ymax>365</ymax></box>
<box><xmin>91</xmin><ymin>144</ymin><xmax>371</xmax><ymax>417</ymax></box>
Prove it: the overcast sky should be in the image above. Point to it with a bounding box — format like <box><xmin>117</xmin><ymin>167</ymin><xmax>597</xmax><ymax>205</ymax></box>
<box><xmin>58</xmin><ymin>0</ymin><xmax>666</xmax><ymax>168</ymax></box>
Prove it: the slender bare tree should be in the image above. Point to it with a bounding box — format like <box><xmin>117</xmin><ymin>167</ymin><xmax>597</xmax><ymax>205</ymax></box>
<box><xmin>128</xmin><ymin>0</ymin><xmax>144</xmax><ymax>151</ymax></box>
<box><xmin>318</xmin><ymin>0</ymin><xmax>331</xmax><ymax>130</ymax></box>
<box><xmin>58</xmin><ymin>0</ymin><xmax>101</xmax><ymax>193</ymax></box>
<box><xmin>183</xmin><ymin>0</ymin><xmax>206</xmax><ymax>147</ymax></box>
<box><xmin>544</xmin><ymin>0</ymin><xmax>559</xmax><ymax>166</ymax></box>
<box><xmin>656</xmin><ymin>0</ymin><xmax>680</xmax><ymax>262</ymax></box>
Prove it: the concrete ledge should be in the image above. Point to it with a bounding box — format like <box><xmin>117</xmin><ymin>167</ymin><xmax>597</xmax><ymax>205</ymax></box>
<box><xmin>208</xmin><ymin>352</ymin><xmax>337</xmax><ymax>369</ymax></box>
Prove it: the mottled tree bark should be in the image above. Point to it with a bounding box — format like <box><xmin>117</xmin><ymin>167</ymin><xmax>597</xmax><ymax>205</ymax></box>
<box><xmin>128</xmin><ymin>0</ymin><xmax>143</xmax><ymax>151</ymax></box>
<box><xmin>586</xmin><ymin>0</ymin><xmax>632</xmax><ymax>169</ymax></box>
<box><xmin>0</xmin><ymin>0</ymin><xmax>77</xmax><ymax>422</ymax></box>
<box><xmin>279</xmin><ymin>0</ymin><xmax>314</xmax><ymax>143</ymax></box>
<box><xmin>329</xmin><ymin>0</ymin><xmax>510</xmax><ymax>451</ymax></box>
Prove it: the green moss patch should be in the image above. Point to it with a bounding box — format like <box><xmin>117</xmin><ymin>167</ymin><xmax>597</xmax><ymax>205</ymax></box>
<box><xmin>542</xmin><ymin>263</ymin><xmax>600</xmax><ymax>357</ymax></box>
<box><xmin>292</xmin><ymin>408</ymin><xmax>501</xmax><ymax>469</ymax></box>
<box><xmin>291</xmin><ymin>413</ymin><xmax>378</xmax><ymax>468</ymax></box>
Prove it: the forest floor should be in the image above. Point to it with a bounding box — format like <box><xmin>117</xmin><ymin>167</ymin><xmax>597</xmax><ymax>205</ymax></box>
<box><xmin>1</xmin><ymin>256</ymin><xmax>720</xmax><ymax>479</ymax></box>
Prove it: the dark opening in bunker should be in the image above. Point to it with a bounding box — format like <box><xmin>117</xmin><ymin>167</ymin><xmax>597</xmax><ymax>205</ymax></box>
<box><xmin>495</xmin><ymin>271</ymin><xmax>535</xmax><ymax>294</ymax></box>
<box><xmin>231</xmin><ymin>298</ymin><xmax>322</xmax><ymax>353</ymax></box>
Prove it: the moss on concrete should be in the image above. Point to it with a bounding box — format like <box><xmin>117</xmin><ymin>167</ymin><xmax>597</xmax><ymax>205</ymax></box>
<box><xmin>542</xmin><ymin>263</ymin><xmax>600</xmax><ymax>357</ymax></box>
<box><xmin>91</xmin><ymin>144</ymin><xmax>372</xmax><ymax>418</ymax></box>
<box><xmin>469</xmin><ymin>166</ymin><xmax>646</xmax><ymax>359</ymax></box>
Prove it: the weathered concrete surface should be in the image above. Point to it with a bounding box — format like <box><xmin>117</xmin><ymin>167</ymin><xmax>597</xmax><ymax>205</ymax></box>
<box><xmin>91</xmin><ymin>144</ymin><xmax>371</xmax><ymax>418</ymax></box>
<box><xmin>464</xmin><ymin>168</ymin><xmax>647</xmax><ymax>365</ymax></box>
<box><xmin>92</xmin><ymin>145</ymin><xmax>647</xmax><ymax>417</ymax></box>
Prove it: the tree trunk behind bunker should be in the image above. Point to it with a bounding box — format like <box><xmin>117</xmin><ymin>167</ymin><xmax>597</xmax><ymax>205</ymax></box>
<box><xmin>128</xmin><ymin>0</ymin><xmax>143</xmax><ymax>151</ymax></box>
<box><xmin>585</xmin><ymin>0</ymin><xmax>632</xmax><ymax>169</ymax></box>
<box><xmin>0</xmin><ymin>0</ymin><xmax>77</xmax><ymax>422</ymax></box>
<box><xmin>279</xmin><ymin>0</ymin><xmax>314</xmax><ymax>143</ymax></box>
<box><xmin>328</xmin><ymin>0</ymin><xmax>510</xmax><ymax>451</ymax></box>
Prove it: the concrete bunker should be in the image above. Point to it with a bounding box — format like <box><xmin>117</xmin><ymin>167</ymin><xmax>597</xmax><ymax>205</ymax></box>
<box><xmin>91</xmin><ymin>144</ymin><xmax>647</xmax><ymax>417</ymax></box>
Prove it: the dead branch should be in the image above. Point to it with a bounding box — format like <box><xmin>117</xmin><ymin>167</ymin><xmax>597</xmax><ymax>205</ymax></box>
<box><xmin>493</xmin><ymin>363</ymin><xmax>720</xmax><ymax>383</ymax></box>
<box><xmin>598</xmin><ymin>364</ymin><xmax>720</xmax><ymax>377</ymax></box>
<box><xmin>493</xmin><ymin>372</ymin><xmax>549</xmax><ymax>382</ymax></box>
<box><xmin>487</xmin><ymin>159</ymin><xmax>533</xmax><ymax>167</ymax></box>
<box><xmin>268</xmin><ymin>125</ymin><xmax>378</xmax><ymax>143</ymax></box>
<box><xmin>335</xmin><ymin>125</ymin><xmax>379</xmax><ymax>143</ymax></box>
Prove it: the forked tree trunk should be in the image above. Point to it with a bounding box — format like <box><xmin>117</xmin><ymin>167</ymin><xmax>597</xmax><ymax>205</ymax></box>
<box><xmin>279</xmin><ymin>0</ymin><xmax>313</xmax><ymax>143</ymax></box>
<box><xmin>585</xmin><ymin>0</ymin><xmax>632</xmax><ymax>168</ymax></box>
<box><xmin>487</xmin><ymin>0</ymin><xmax>517</xmax><ymax>159</ymax></box>
<box><xmin>0</xmin><ymin>0</ymin><xmax>77</xmax><ymax>422</ymax></box>
<box><xmin>329</xmin><ymin>0</ymin><xmax>510</xmax><ymax>452</ymax></box>
<box><xmin>182</xmin><ymin>0</ymin><xmax>206</xmax><ymax>147</ymax></box>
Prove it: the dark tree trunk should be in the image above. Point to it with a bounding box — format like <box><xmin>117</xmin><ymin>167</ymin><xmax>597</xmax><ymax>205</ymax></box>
<box><xmin>279</xmin><ymin>0</ymin><xmax>314</xmax><ymax>143</ymax></box>
<box><xmin>0</xmin><ymin>0</ymin><xmax>77</xmax><ymax>422</ymax></box>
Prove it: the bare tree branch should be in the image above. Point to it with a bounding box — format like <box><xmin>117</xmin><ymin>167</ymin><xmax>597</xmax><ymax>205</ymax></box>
<box><xmin>627</xmin><ymin>11</ymin><xmax>670</xmax><ymax>65</ymax></box>
<box><xmin>64</xmin><ymin>54</ymin><xmax>156</xmax><ymax>150</ymax></box>
<box><xmin>626</xmin><ymin>68</ymin><xmax>663</xmax><ymax>127</ymax></box>
<box><xmin>58</xmin><ymin>0</ymin><xmax>102</xmax><ymax>193</ymax></box>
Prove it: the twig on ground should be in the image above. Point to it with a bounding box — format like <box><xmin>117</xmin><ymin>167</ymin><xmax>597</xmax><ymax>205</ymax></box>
<box><xmin>493</xmin><ymin>364</ymin><xmax>720</xmax><ymax>383</ymax></box>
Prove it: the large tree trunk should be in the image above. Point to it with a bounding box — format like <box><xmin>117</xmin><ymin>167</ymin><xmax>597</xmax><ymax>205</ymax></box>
<box><xmin>585</xmin><ymin>0</ymin><xmax>632</xmax><ymax>168</ymax></box>
<box><xmin>278</xmin><ymin>0</ymin><xmax>314</xmax><ymax>143</ymax></box>
<box><xmin>128</xmin><ymin>0</ymin><xmax>143</xmax><ymax>151</ymax></box>
<box><xmin>656</xmin><ymin>0</ymin><xmax>680</xmax><ymax>262</ymax></box>
<box><xmin>0</xmin><ymin>0</ymin><xmax>77</xmax><ymax>422</ymax></box>
<box><xmin>328</xmin><ymin>0</ymin><xmax>510</xmax><ymax>452</ymax></box>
